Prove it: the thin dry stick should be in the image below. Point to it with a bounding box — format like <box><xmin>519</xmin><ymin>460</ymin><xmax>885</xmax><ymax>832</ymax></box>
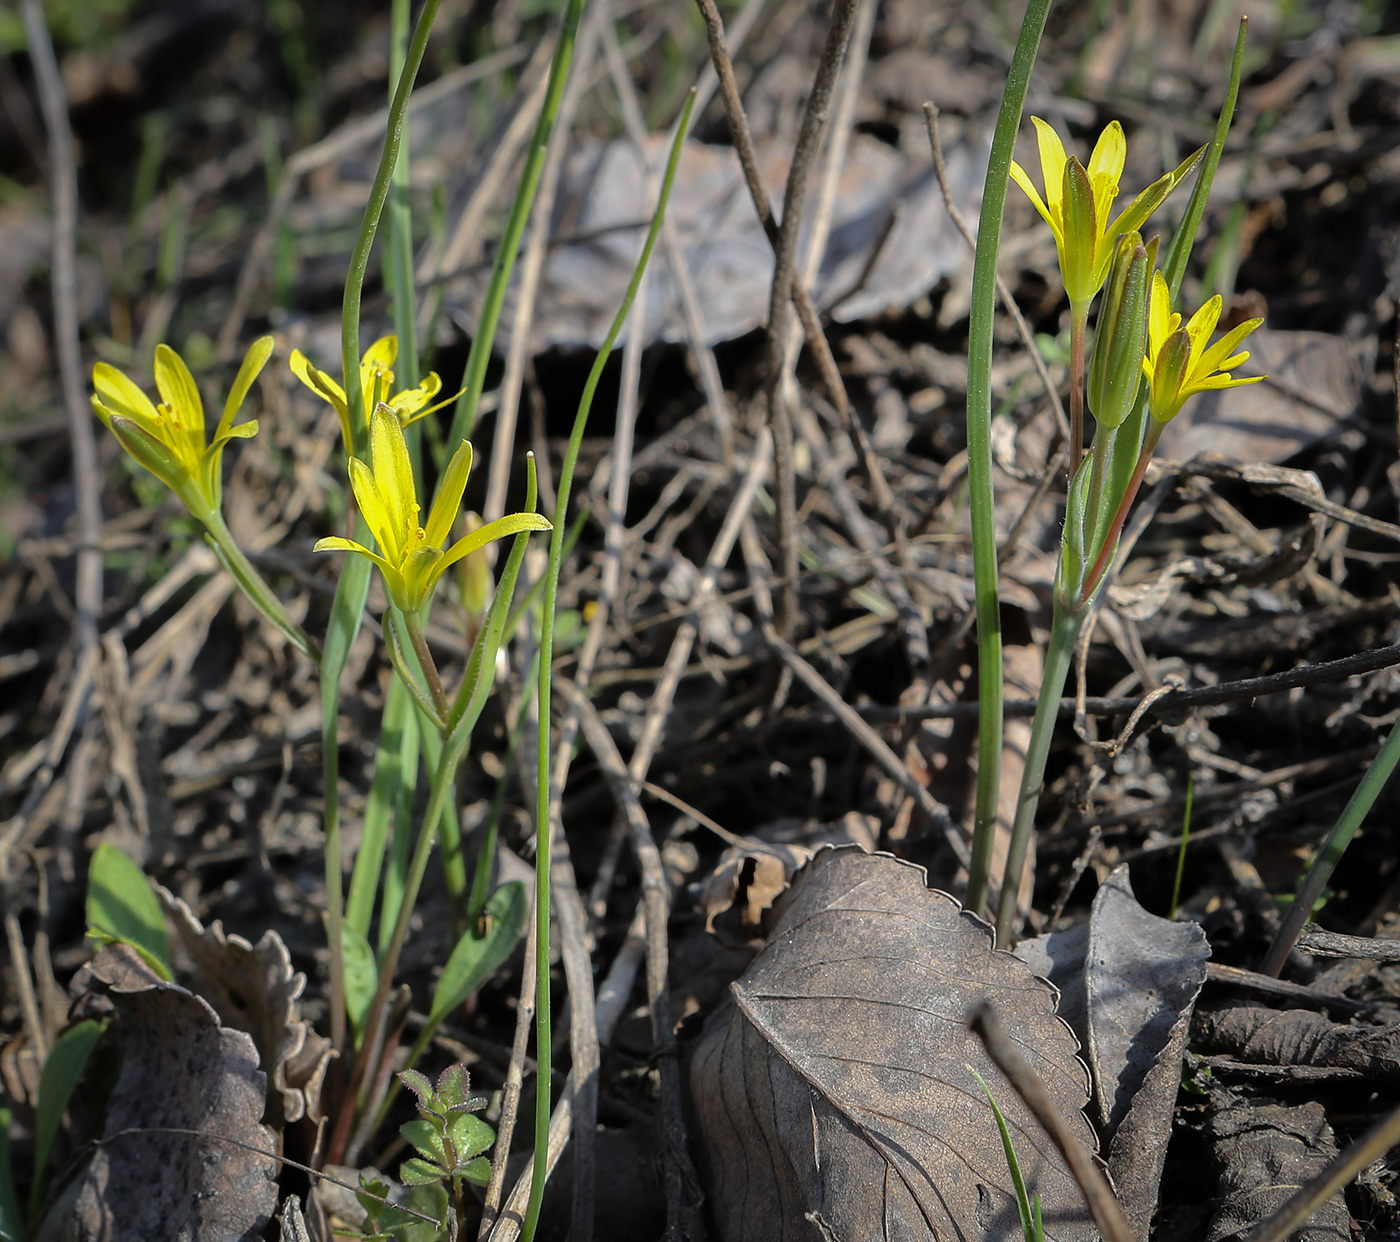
<box><xmin>969</xmin><ymin>1002</ymin><xmax>1135</xmax><ymax>1242</ymax></box>
<box><xmin>478</xmin><ymin>908</ymin><xmax>538</xmax><ymax>1238</ymax></box>
<box><xmin>761</xmin><ymin>0</ymin><xmax>861</xmax><ymax>637</ymax></box>
<box><xmin>628</xmin><ymin>429</ymin><xmax>774</xmax><ymax>781</ymax></box>
<box><xmin>217</xmin><ymin>45</ymin><xmax>529</xmax><ymax>358</ymax></box>
<box><xmin>568</xmin><ymin>687</ymin><xmax>706</xmax><ymax>1241</ymax></box>
<box><xmin>601</xmin><ymin>21</ymin><xmax>737</xmax><ymax>465</ymax></box>
<box><xmin>923</xmin><ymin>102</ymin><xmax>1068</xmax><ymax>440</ymax></box>
<box><xmin>1244</xmin><ymin>1101</ymin><xmax>1400</xmax><ymax>1242</ymax></box>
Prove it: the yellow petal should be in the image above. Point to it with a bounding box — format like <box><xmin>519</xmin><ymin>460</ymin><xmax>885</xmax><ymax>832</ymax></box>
<box><xmin>423</xmin><ymin>440</ymin><xmax>473</xmax><ymax>550</ymax></box>
<box><xmin>1086</xmin><ymin>120</ymin><xmax>1126</xmax><ymax>185</ymax></box>
<box><xmin>1009</xmin><ymin>161</ymin><xmax>1061</xmax><ymax>246</ymax></box>
<box><xmin>290</xmin><ymin>350</ymin><xmax>348</xmax><ymax>412</ymax></box>
<box><xmin>1184</xmin><ymin>295</ymin><xmax>1223</xmax><ymax>360</ymax></box>
<box><xmin>349</xmin><ymin>455</ymin><xmax>398</xmax><ymax>561</ymax></box>
<box><xmin>153</xmin><ymin>344</ymin><xmax>205</xmax><ymax>436</ymax></box>
<box><xmin>218</xmin><ymin>336</ymin><xmax>274</xmax><ymax>439</ymax></box>
<box><xmin>438</xmin><ymin>512</ymin><xmax>553</xmax><ymax>576</ymax></box>
<box><xmin>388</xmin><ymin>371</ymin><xmax>444</xmax><ymax>419</ymax></box>
<box><xmin>1029</xmin><ymin>117</ymin><xmax>1067</xmax><ymax>218</ymax></box>
<box><xmin>1146</xmin><ymin>271</ymin><xmax>1173</xmax><ymax>359</ymax></box>
<box><xmin>361</xmin><ymin>336</ymin><xmax>399</xmax><ymax>411</ymax></box>
<box><xmin>370</xmin><ymin>405</ymin><xmax>420</xmax><ymax>550</ymax></box>
<box><xmin>93</xmin><ymin>362</ymin><xmax>161</xmax><ymax>429</ymax></box>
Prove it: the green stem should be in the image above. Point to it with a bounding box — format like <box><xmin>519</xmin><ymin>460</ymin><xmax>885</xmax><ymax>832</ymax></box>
<box><xmin>995</xmin><ymin>600</ymin><xmax>1085</xmax><ymax>946</ymax></box>
<box><xmin>962</xmin><ymin>0</ymin><xmax>1055</xmax><ymax>919</ymax></box>
<box><xmin>1261</xmin><ymin>715</ymin><xmax>1400</xmax><ymax>976</ymax></box>
<box><xmin>341</xmin><ymin>0</ymin><xmax>441</xmax><ymax>457</ymax></box>
<box><xmin>1079</xmin><ymin>419</ymin><xmax>1161</xmax><ymax>606</ymax></box>
<box><xmin>403</xmin><ymin>609</ymin><xmax>451</xmax><ymax>723</ymax></box>
<box><xmin>442</xmin><ymin>0</ymin><xmax>587</xmax><ymax>451</ymax></box>
<box><xmin>203</xmin><ymin>514</ymin><xmax>320</xmax><ymax>662</ymax></box>
<box><xmin>1067</xmin><ymin>303</ymin><xmax>1088</xmax><ymax>478</ymax></box>
<box><xmin>519</xmin><ymin>90</ymin><xmax>696</xmax><ymax>1242</ymax></box>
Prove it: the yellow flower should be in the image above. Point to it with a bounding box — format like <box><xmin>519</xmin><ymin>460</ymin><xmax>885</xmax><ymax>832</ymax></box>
<box><xmin>1142</xmin><ymin>271</ymin><xmax>1264</xmax><ymax>424</ymax></box>
<box><xmin>316</xmin><ymin>404</ymin><xmax>551</xmax><ymax>614</ymax></box>
<box><xmin>290</xmin><ymin>335</ymin><xmax>446</xmax><ymax>449</ymax></box>
<box><xmin>91</xmin><ymin>337</ymin><xmax>273</xmax><ymax>521</ymax></box>
<box><xmin>1011</xmin><ymin>118</ymin><xmax>1201</xmax><ymax>310</ymax></box>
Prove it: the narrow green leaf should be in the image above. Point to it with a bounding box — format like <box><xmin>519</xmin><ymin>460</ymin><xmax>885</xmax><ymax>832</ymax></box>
<box><xmin>1</xmin><ymin>1099</ymin><xmax>26</xmax><ymax>1242</ymax></box>
<box><xmin>429</xmin><ymin>882</ymin><xmax>528</xmax><ymax>1025</ymax></box>
<box><xmin>347</xmin><ymin>677</ymin><xmax>417</xmax><ymax>938</ymax></box>
<box><xmin>85</xmin><ymin>844</ymin><xmax>171</xmax><ymax>979</ymax></box>
<box><xmin>340</xmin><ymin>923</ymin><xmax>378</xmax><ymax>1048</ymax></box>
<box><xmin>29</xmin><ymin>1020</ymin><xmax>105</xmax><ymax>1229</ymax></box>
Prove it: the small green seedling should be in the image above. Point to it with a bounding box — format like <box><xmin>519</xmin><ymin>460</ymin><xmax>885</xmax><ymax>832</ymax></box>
<box><xmin>353</xmin><ymin>1174</ymin><xmax>446</xmax><ymax>1242</ymax></box>
<box><xmin>397</xmin><ymin>1064</ymin><xmax>494</xmax><ymax>1241</ymax></box>
<box><xmin>970</xmin><ymin>1068</ymin><xmax>1043</xmax><ymax>1242</ymax></box>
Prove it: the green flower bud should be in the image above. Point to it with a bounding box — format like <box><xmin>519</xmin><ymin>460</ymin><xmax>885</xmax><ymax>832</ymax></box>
<box><xmin>1087</xmin><ymin>232</ymin><xmax>1155</xmax><ymax>430</ymax></box>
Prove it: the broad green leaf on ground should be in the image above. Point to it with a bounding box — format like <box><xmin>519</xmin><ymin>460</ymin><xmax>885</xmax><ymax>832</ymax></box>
<box><xmin>37</xmin><ymin>943</ymin><xmax>276</xmax><ymax>1242</ymax></box>
<box><xmin>85</xmin><ymin>842</ymin><xmax>171</xmax><ymax>979</ymax></box>
<box><xmin>1015</xmin><ymin>865</ymin><xmax>1209</xmax><ymax>1240</ymax></box>
<box><xmin>690</xmin><ymin>846</ymin><xmax>1098</xmax><ymax>1242</ymax></box>
<box><xmin>429</xmin><ymin>881</ymin><xmax>528</xmax><ymax>1024</ymax></box>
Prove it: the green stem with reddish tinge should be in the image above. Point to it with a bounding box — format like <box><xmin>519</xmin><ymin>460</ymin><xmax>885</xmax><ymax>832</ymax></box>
<box><xmin>403</xmin><ymin>609</ymin><xmax>451</xmax><ymax>723</ymax></box>
<box><xmin>1067</xmin><ymin>303</ymin><xmax>1089</xmax><ymax>477</ymax></box>
<box><xmin>1079</xmin><ymin>419</ymin><xmax>1162</xmax><ymax>606</ymax></box>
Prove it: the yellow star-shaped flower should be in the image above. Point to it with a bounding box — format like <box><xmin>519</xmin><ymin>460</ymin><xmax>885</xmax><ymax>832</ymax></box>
<box><xmin>1011</xmin><ymin>118</ymin><xmax>1201</xmax><ymax>311</ymax></box>
<box><xmin>91</xmin><ymin>337</ymin><xmax>272</xmax><ymax>522</ymax></box>
<box><xmin>1143</xmin><ymin>271</ymin><xmax>1264</xmax><ymax>424</ymax></box>
<box><xmin>315</xmin><ymin>404</ymin><xmax>550</xmax><ymax>615</ymax></box>
<box><xmin>291</xmin><ymin>335</ymin><xmax>446</xmax><ymax>450</ymax></box>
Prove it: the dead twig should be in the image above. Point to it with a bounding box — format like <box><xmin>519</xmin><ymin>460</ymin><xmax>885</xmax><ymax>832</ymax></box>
<box><xmin>969</xmin><ymin>1002</ymin><xmax>1136</xmax><ymax>1242</ymax></box>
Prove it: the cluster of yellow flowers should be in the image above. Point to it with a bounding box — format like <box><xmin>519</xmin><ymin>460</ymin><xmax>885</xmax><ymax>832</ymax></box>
<box><xmin>1012</xmin><ymin>117</ymin><xmax>1263</xmax><ymax>427</ymax></box>
<box><xmin>90</xmin><ymin>335</ymin><xmax>549</xmax><ymax>627</ymax></box>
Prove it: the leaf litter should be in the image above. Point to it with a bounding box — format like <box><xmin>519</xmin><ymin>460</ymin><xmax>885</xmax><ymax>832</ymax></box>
<box><xmin>3</xmin><ymin>0</ymin><xmax>1400</xmax><ymax>1239</ymax></box>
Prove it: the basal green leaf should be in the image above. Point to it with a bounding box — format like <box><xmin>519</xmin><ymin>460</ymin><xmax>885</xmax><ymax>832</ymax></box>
<box><xmin>29</xmin><ymin>1020</ymin><xmax>105</xmax><ymax>1229</ymax></box>
<box><xmin>340</xmin><ymin>923</ymin><xmax>378</xmax><ymax>1048</ymax></box>
<box><xmin>85</xmin><ymin>843</ymin><xmax>171</xmax><ymax>979</ymax></box>
<box><xmin>428</xmin><ymin>882</ymin><xmax>527</xmax><ymax>1025</ymax></box>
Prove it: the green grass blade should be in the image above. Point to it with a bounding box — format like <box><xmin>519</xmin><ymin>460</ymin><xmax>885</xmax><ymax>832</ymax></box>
<box><xmin>387</xmin><ymin>0</ymin><xmax>420</xmax><ymax>396</ymax></box>
<box><xmin>962</xmin><ymin>0</ymin><xmax>1055</xmax><ymax>919</ymax></box>
<box><xmin>1169</xmin><ymin>772</ymin><xmax>1194</xmax><ymax>919</ymax></box>
<box><xmin>1161</xmin><ymin>18</ymin><xmax>1248</xmax><ymax>303</ymax></box>
<box><xmin>28</xmin><ymin>1020</ymin><xmax>105</xmax><ymax>1230</ymax></box>
<box><xmin>347</xmin><ymin>676</ymin><xmax>417</xmax><ymax>939</ymax></box>
<box><xmin>520</xmin><ymin>87</ymin><xmax>697</xmax><ymax>1242</ymax></box>
<box><xmin>970</xmin><ymin>1068</ymin><xmax>1037</xmax><ymax>1242</ymax></box>
<box><xmin>1262</xmin><ymin>714</ymin><xmax>1400</xmax><ymax>976</ymax></box>
<box><xmin>441</xmin><ymin>0</ymin><xmax>587</xmax><ymax>451</ymax></box>
<box><xmin>341</xmin><ymin>922</ymin><xmax>379</xmax><ymax>1051</ymax></box>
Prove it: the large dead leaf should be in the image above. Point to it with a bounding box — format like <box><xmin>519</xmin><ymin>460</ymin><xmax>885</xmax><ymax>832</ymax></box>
<box><xmin>690</xmin><ymin>847</ymin><xmax>1098</xmax><ymax>1242</ymax></box>
<box><xmin>1015</xmin><ymin>866</ymin><xmax>1209</xmax><ymax>1241</ymax></box>
<box><xmin>159</xmin><ymin>887</ymin><xmax>333</xmax><ymax>1127</ymax></box>
<box><xmin>42</xmin><ymin>943</ymin><xmax>277</xmax><ymax>1242</ymax></box>
<box><xmin>448</xmin><ymin>131</ymin><xmax>985</xmax><ymax>351</ymax></box>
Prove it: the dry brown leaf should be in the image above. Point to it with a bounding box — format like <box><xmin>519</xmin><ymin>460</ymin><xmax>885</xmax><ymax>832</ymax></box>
<box><xmin>158</xmin><ymin>887</ymin><xmax>333</xmax><ymax>1126</ymax></box>
<box><xmin>691</xmin><ymin>847</ymin><xmax>1098</xmax><ymax>1242</ymax></box>
<box><xmin>43</xmin><ymin>943</ymin><xmax>277</xmax><ymax>1242</ymax></box>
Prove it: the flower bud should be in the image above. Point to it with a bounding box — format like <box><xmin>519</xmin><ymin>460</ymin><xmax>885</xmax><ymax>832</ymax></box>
<box><xmin>1087</xmin><ymin>232</ymin><xmax>1155</xmax><ymax>430</ymax></box>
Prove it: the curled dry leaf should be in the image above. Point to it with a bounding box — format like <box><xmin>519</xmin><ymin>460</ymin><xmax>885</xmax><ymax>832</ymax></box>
<box><xmin>43</xmin><ymin>942</ymin><xmax>277</xmax><ymax>1242</ymax></box>
<box><xmin>1015</xmin><ymin>865</ymin><xmax>1209</xmax><ymax>1241</ymax></box>
<box><xmin>690</xmin><ymin>846</ymin><xmax>1098</xmax><ymax>1242</ymax></box>
<box><xmin>158</xmin><ymin>887</ymin><xmax>333</xmax><ymax>1126</ymax></box>
<box><xmin>694</xmin><ymin>812</ymin><xmax>879</xmax><ymax>945</ymax></box>
<box><xmin>1205</xmin><ymin>1098</ymin><xmax>1350</xmax><ymax>1242</ymax></box>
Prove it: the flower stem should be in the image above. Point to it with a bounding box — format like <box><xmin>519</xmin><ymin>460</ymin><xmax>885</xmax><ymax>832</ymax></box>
<box><xmin>403</xmin><ymin>609</ymin><xmax>451</xmax><ymax>723</ymax></box>
<box><xmin>1067</xmin><ymin>303</ymin><xmax>1088</xmax><ymax>479</ymax></box>
<box><xmin>994</xmin><ymin>599</ymin><xmax>1085</xmax><ymax>946</ymax></box>
<box><xmin>203</xmin><ymin>513</ymin><xmax>320</xmax><ymax>662</ymax></box>
<box><xmin>1078</xmin><ymin>420</ymin><xmax>1161</xmax><ymax>606</ymax></box>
